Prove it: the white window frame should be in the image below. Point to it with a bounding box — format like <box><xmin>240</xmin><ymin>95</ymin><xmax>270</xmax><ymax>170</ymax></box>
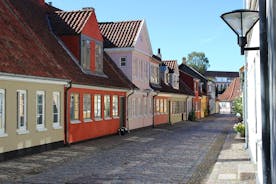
<box><xmin>83</xmin><ymin>93</ymin><xmax>92</xmax><ymax>122</ymax></box>
<box><xmin>53</xmin><ymin>92</ymin><xmax>61</xmax><ymax>128</ymax></box>
<box><xmin>112</xmin><ymin>95</ymin><xmax>119</xmax><ymax>118</ymax></box>
<box><xmin>94</xmin><ymin>95</ymin><xmax>102</xmax><ymax>120</ymax></box>
<box><xmin>17</xmin><ymin>90</ymin><xmax>28</xmax><ymax>134</ymax></box>
<box><xmin>104</xmin><ymin>95</ymin><xmax>111</xmax><ymax>119</ymax></box>
<box><xmin>70</xmin><ymin>93</ymin><xmax>80</xmax><ymax>123</ymax></box>
<box><xmin>0</xmin><ymin>89</ymin><xmax>6</xmax><ymax>136</ymax></box>
<box><xmin>36</xmin><ymin>91</ymin><xmax>46</xmax><ymax>131</ymax></box>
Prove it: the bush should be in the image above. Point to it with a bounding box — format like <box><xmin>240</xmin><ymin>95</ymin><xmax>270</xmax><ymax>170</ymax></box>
<box><xmin>188</xmin><ymin>111</ymin><xmax>196</xmax><ymax>121</ymax></box>
<box><xmin>233</xmin><ymin>97</ymin><xmax>243</xmax><ymax>120</ymax></box>
<box><xmin>233</xmin><ymin>122</ymin><xmax>245</xmax><ymax>137</ymax></box>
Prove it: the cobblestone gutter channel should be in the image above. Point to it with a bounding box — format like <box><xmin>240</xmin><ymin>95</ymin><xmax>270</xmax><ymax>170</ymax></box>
<box><xmin>186</xmin><ymin>128</ymin><xmax>229</xmax><ymax>184</ymax></box>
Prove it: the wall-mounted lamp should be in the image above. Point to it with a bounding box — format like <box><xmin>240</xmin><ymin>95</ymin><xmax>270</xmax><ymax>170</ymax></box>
<box><xmin>221</xmin><ymin>9</ymin><xmax>259</xmax><ymax>55</ymax></box>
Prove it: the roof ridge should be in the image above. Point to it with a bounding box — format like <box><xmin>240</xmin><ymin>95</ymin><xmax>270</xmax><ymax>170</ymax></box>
<box><xmin>55</xmin><ymin>9</ymin><xmax>94</xmax><ymax>13</ymax></box>
<box><xmin>99</xmin><ymin>20</ymin><xmax>143</xmax><ymax>24</ymax></box>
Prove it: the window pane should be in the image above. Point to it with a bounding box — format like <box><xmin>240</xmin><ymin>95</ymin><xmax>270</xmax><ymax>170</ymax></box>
<box><xmin>70</xmin><ymin>93</ymin><xmax>79</xmax><ymax>120</ymax></box>
<box><xmin>17</xmin><ymin>91</ymin><xmax>26</xmax><ymax>129</ymax></box>
<box><xmin>104</xmin><ymin>95</ymin><xmax>110</xmax><ymax>118</ymax></box>
<box><xmin>36</xmin><ymin>92</ymin><xmax>44</xmax><ymax>126</ymax></box>
<box><xmin>94</xmin><ymin>95</ymin><xmax>101</xmax><ymax>118</ymax></box>
<box><xmin>53</xmin><ymin>92</ymin><xmax>60</xmax><ymax>125</ymax></box>
<box><xmin>0</xmin><ymin>91</ymin><xmax>3</xmax><ymax>130</ymax></box>
<box><xmin>83</xmin><ymin>94</ymin><xmax>91</xmax><ymax>119</ymax></box>
<box><xmin>112</xmin><ymin>96</ymin><xmax>118</xmax><ymax>117</ymax></box>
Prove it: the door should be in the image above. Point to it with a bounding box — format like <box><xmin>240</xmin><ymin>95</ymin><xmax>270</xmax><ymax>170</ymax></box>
<box><xmin>119</xmin><ymin>97</ymin><xmax>125</xmax><ymax>128</ymax></box>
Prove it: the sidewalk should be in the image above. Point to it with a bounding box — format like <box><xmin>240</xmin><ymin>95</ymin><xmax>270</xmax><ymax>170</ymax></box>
<box><xmin>203</xmin><ymin>131</ymin><xmax>257</xmax><ymax>184</ymax></box>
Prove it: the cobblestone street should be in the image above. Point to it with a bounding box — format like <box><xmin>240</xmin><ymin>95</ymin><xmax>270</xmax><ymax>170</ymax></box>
<box><xmin>0</xmin><ymin>114</ymin><xmax>243</xmax><ymax>183</ymax></box>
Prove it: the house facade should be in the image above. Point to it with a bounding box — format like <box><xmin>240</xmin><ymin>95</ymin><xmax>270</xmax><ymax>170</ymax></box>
<box><xmin>0</xmin><ymin>0</ymin><xmax>69</xmax><ymax>159</ymax></box>
<box><xmin>179</xmin><ymin>59</ymin><xmax>209</xmax><ymax>119</ymax></box>
<box><xmin>50</xmin><ymin>8</ymin><xmax>135</xmax><ymax>143</ymax></box>
<box><xmin>205</xmin><ymin>71</ymin><xmax>239</xmax><ymax>96</ymax></box>
<box><xmin>99</xmin><ymin>20</ymin><xmax>155</xmax><ymax>130</ymax></box>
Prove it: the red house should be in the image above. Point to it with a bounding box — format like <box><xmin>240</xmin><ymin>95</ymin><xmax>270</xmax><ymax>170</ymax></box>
<box><xmin>48</xmin><ymin>6</ymin><xmax>136</xmax><ymax>143</ymax></box>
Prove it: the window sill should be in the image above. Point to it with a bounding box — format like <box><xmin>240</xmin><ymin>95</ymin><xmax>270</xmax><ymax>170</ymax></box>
<box><xmin>94</xmin><ymin>118</ymin><xmax>103</xmax><ymax>121</ymax></box>
<box><xmin>0</xmin><ymin>133</ymin><xmax>8</xmax><ymax>138</ymax></box>
<box><xmin>84</xmin><ymin>119</ymin><xmax>93</xmax><ymax>123</ymax></box>
<box><xmin>113</xmin><ymin>116</ymin><xmax>119</xmax><ymax>119</ymax></box>
<box><xmin>53</xmin><ymin>125</ymin><xmax>63</xmax><ymax>130</ymax></box>
<box><xmin>104</xmin><ymin>117</ymin><xmax>111</xmax><ymax>120</ymax></box>
<box><xmin>71</xmin><ymin>120</ymin><xmax>81</xmax><ymax>124</ymax></box>
<box><xmin>36</xmin><ymin>127</ymin><xmax>48</xmax><ymax>132</ymax></box>
<box><xmin>16</xmin><ymin>129</ymin><xmax>30</xmax><ymax>135</ymax></box>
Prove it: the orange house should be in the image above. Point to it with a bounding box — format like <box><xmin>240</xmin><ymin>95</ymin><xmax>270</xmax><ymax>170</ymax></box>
<box><xmin>49</xmin><ymin>7</ymin><xmax>135</xmax><ymax>143</ymax></box>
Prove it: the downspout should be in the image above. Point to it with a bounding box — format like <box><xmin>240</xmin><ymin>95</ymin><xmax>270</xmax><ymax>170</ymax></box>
<box><xmin>64</xmin><ymin>81</ymin><xmax>72</xmax><ymax>145</ymax></box>
<box><xmin>259</xmin><ymin>0</ymin><xmax>271</xmax><ymax>183</ymax></box>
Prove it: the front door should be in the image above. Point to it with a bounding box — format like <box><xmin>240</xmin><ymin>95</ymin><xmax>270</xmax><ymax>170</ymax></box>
<box><xmin>119</xmin><ymin>97</ymin><xmax>125</xmax><ymax>128</ymax></box>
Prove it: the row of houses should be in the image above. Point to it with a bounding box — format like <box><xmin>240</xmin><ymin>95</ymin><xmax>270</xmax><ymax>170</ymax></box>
<box><xmin>0</xmin><ymin>0</ymin><xmax>214</xmax><ymax>160</ymax></box>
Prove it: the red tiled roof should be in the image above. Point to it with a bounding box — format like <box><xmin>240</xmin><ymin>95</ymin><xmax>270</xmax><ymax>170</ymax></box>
<box><xmin>99</xmin><ymin>20</ymin><xmax>142</xmax><ymax>48</ymax></box>
<box><xmin>0</xmin><ymin>0</ymin><xmax>135</xmax><ymax>90</ymax></box>
<box><xmin>218</xmin><ymin>77</ymin><xmax>241</xmax><ymax>101</ymax></box>
<box><xmin>205</xmin><ymin>71</ymin><xmax>239</xmax><ymax>78</ymax></box>
<box><xmin>50</xmin><ymin>9</ymin><xmax>93</xmax><ymax>35</ymax></box>
<box><xmin>163</xmin><ymin>60</ymin><xmax>178</xmax><ymax>71</ymax></box>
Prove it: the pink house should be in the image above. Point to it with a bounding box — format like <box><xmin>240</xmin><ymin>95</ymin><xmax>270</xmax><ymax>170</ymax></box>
<box><xmin>99</xmin><ymin>20</ymin><xmax>155</xmax><ymax>130</ymax></box>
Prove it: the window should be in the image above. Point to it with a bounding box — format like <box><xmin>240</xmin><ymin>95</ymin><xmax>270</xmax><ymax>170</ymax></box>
<box><xmin>160</xmin><ymin>99</ymin><xmax>164</xmax><ymax>113</ymax></box>
<box><xmin>70</xmin><ymin>93</ymin><xmax>80</xmax><ymax>121</ymax></box>
<box><xmin>53</xmin><ymin>92</ymin><xmax>60</xmax><ymax>128</ymax></box>
<box><xmin>36</xmin><ymin>91</ymin><xmax>45</xmax><ymax>129</ymax></box>
<box><xmin>120</xmin><ymin>57</ymin><xmax>126</xmax><ymax>66</ymax></box>
<box><xmin>104</xmin><ymin>95</ymin><xmax>111</xmax><ymax>118</ymax></box>
<box><xmin>83</xmin><ymin>94</ymin><xmax>91</xmax><ymax>120</ymax></box>
<box><xmin>94</xmin><ymin>95</ymin><xmax>101</xmax><ymax>119</ymax></box>
<box><xmin>17</xmin><ymin>90</ymin><xmax>27</xmax><ymax>131</ymax></box>
<box><xmin>95</xmin><ymin>42</ymin><xmax>103</xmax><ymax>73</ymax></box>
<box><xmin>164</xmin><ymin>99</ymin><xmax>167</xmax><ymax>114</ymax></box>
<box><xmin>112</xmin><ymin>95</ymin><xmax>119</xmax><ymax>117</ymax></box>
<box><xmin>81</xmin><ymin>39</ymin><xmax>91</xmax><ymax>70</ymax></box>
<box><xmin>156</xmin><ymin>99</ymin><xmax>159</xmax><ymax>114</ymax></box>
<box><xmin>0</xmin><ymin>89</ymin><xmax>5</xmax><ymax>135</ymax></box>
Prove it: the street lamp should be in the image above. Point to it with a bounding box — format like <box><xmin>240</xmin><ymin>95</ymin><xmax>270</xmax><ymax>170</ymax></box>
<box><xmin>221</xmin><ymin>9</ymin><xmax>259</xmax><ymax>55</ymax></box>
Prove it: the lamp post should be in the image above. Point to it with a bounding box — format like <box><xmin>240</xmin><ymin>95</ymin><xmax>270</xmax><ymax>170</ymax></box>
<box><xmin>221</xmin><ymin>9</ymin><xmax>259</xmax><ymax>55</ymax></box>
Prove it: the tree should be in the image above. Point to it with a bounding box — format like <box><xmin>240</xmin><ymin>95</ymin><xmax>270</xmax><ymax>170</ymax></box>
<box><xmin>185</xmin><ymin>51</ymin><xmax>210</xmax><ymax>74</ymax></box>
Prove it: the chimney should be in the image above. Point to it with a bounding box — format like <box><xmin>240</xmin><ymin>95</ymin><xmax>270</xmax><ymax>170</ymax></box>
<box><xmin>82</xmin><ymin>7</ymin><xmax>95</xmax><ymax>11</ymax></box>
<box><xmin>157</xmin><ymin>48</ymin><xmax>162</xmax><ymax>59</ymax></box>
<box><xmin>182</xmin><ymin>57</ymin><xmax>187</xmax><ymax>65</ymax></box>
<box><xmin>48</xmin><ymin>2</ymin><xmax>52</xmax><ymax>6</ymax></box>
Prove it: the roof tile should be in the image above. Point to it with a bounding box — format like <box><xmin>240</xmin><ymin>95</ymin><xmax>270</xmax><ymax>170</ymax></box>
<box><xmin>99</xmin><ymin>20</ymin><xmax>142</xmax><ymax>48</ymax></box>
<box><xmin>218</xmin><ymin>77</ymin><xmax>241</xmax><ymax>101</ymax></box>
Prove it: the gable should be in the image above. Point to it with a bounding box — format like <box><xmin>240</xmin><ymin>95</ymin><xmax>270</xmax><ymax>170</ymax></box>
<box><xmin>133</xmin><ymin>21</ymin><xmax>153</xmax><ymax>56</ymax></box>
<box><xmin>82</xmin><ymin>11</ymin><xmax>103</xmax><ymax>41</ymax></box>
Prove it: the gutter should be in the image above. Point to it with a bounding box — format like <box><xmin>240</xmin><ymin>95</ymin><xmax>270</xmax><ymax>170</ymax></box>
<box><xmin>64</xmin><ymin>80</ymin><xmax>72</xmax><ymax>145</ymax></box>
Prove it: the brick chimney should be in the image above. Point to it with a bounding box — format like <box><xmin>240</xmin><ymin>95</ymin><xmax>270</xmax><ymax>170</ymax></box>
<box><xmin>157</xmin><ymin>48</ymin><xmax>162</xmax><ymax>59</ymax></box>
<box><xmin>182</xmin><ymin>57</ymin><xmax>187</xmax><ymax>65</ymax></box>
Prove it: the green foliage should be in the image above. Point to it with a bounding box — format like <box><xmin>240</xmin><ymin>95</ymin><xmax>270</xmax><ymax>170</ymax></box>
<box><xmin>188</xmin><ymin>111</ymin><xmax>196</xmax><ymax>121</ymax></box>
<box><xmin>233</xmin><ymin>122</ymin><xmax>245</xmax><ymax>137</ymax></box>
<box><xmin>186</xmin><ymin>51</ymin><xmax>210</xmax><ymax>74</ymax></box>
<box><xmin>233</xmin><ymin>97</ymin><xmax>243</xmax><ymax>118</ymax></box>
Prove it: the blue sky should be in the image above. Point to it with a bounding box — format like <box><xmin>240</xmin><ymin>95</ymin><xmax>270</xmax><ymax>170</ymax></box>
<box><xmin>49</xmin><ymin>0</ymin><xmax>245</xmax><ymax>72</ymax></box>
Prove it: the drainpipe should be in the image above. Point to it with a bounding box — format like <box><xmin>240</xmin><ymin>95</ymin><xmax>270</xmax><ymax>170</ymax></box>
<box><xmin>152</xmin><ymin>91</ymin><xmax>159</xmax><ymax>128</ymax></box>
<box><xmin>64</xmin><ymin>80</ymin><xmax>72</xmax><ymax>145</ymax></box>
<box><xmin>259</xmin><ymin>0</ymin><xmax>271</xmax><ymax>183</ymax></box>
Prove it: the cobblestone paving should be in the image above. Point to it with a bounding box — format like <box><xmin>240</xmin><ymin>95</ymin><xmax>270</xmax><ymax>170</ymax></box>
<box><xmin>0</xmin><ymin>114</ymin><xmax>235</xmax><ymax>184</ymax></box>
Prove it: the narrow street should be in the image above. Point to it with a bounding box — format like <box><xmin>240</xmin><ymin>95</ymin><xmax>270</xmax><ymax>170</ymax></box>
<box><xmin>0</xmin><ymin>114</ymin><xmax>248</xmax><ymax>183</ymax></box>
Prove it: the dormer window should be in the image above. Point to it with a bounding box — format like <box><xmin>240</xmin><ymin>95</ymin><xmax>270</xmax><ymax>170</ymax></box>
<box><xmin>95</xmin><ymin>42</ymin><xmax>103</xmax><ymax>73</ymax></box>
<box><xmin>81</xmin><ymin>38</ymin><xmax>91</xmax><ymax>71</ymax></box>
